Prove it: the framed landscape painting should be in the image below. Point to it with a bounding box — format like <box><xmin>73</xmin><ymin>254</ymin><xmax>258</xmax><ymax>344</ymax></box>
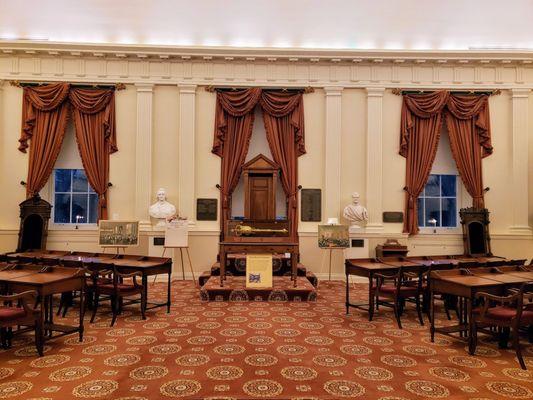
<box><xmin>318</xmin><ymin>224</ymin><xmax>349</xmax><ymax>248</ymax></box>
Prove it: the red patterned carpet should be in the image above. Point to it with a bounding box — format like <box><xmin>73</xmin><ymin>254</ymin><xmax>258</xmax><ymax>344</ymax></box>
<box><xmin>0</xmin><ymin>280</ymin><xmax>532</xmax><ymax>399</ymax></box>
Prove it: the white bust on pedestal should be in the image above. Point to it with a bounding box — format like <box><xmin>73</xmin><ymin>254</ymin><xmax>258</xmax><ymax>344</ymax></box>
<box><xmin>343</xmin><ymin>192</ymin><xmax>368</xmax><ymax>233</ymax></box>
<box><xmin>149</xmin><ymin>188</ymin><xmax>177</xmax><ymax>228</ymax></box>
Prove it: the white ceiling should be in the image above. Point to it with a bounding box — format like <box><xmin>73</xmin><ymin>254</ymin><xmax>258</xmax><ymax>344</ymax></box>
<box><xmin>1</xmin><ymin>0</ymin><xmax>532</xmax><ymax>51</ymax></box>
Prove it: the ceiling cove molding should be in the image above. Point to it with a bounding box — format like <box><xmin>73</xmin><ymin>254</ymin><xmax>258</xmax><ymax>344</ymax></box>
<box><xmin>1</xmin><ymin>41</ymin><xmax>532</xmax><ymax>88</ymax></box>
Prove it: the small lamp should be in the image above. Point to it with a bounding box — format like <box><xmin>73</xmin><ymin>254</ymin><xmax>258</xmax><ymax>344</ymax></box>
<box><xmin>75</xmin><ymin>215</ymin><xmax>84</xmax><ymax>229</ymax></box>
<box><xmin>428</xmin><ymin>217</ymin><xmax>437</xmax><ymax>234</ymax></box>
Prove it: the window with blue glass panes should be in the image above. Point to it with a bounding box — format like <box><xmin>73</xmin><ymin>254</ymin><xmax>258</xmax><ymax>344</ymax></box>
<box><xmin>53</xmin><ymin>169</ymin><xmax>98</xmax><ymax>224</ymax></box>
<box><xmin>417</xmin><ymin>174</ymin><xmax>457</xmax><ymax>228</ymax></box>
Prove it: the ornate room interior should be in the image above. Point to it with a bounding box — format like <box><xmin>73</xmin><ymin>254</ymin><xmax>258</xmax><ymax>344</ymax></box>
<box><xmin>0</xmin><ymin>1</ymin><xmax>533</xmax><ymax>399</ymax></box>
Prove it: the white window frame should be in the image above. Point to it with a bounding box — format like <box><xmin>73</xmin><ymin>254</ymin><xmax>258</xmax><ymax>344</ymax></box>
<box><xmin>418</xmin><ymin>173</ymin><xmax>464</xmax><ymax>234</ymax></box>
<box><xmin>48</xmin><ymin>169</ymin><xmax>98</xmax><ymax>230</ymax></box>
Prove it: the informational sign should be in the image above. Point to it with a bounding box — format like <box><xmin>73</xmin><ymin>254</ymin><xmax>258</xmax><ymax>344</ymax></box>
<box><xmin>246</xmin><ymin>254</ymin><xmax>273</xmax><ymax>288</ymax></box>
<box><xmin>164</xmin><ymin>219</ymin><xmax>189</xmax><ymax>248</ymax></box>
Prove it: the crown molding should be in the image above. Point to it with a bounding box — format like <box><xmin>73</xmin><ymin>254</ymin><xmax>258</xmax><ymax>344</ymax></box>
<box><xmin>1</xmin><ymin>40</ymin><xmax>533</xmax><ymax>64</ymax></box>
<box><xmin>1</xmin><ymin>41</ymin><xmax>532</xmax><ymax>89</ymax></box>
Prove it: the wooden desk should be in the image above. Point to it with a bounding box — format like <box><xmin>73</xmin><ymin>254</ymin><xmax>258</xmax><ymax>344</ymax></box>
<box><xmin>6</xmin><ymin>250</ymin><xmax>69</xmax><ymax>261</ymax></box>
<box><xmin>219</xmin><ymin>242</ymin><xmax>299</xmax><ymax>287</ymax></box>
<box><xmin>345</xmin><ymin>258</ymin><xmax>428</xmax><ymax>320</ymax></box>
<box><xmin>110</xmin><ymin>255</ymin><xmax>172</xmax><ymax>312</ymax></box>
<box><xmin>4</xmin><ymin>251</ymin><xmax>173</xmax><ymax>313</ymax></box>
<box><xmin>430</xmin><ymin>269</ymin><xmax>532</xmax><ymax>354</ymax></box>
<box><xmin>0</xmin><ymin>266</ymin><xmax>85</xmax><ymax>344</ymax></box>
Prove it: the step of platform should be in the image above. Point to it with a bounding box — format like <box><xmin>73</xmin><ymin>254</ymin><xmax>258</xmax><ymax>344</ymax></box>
<box><xmin>200</xmin><ymin>276</ymin><xmax>317</xmax><ymax>302</ymax></box>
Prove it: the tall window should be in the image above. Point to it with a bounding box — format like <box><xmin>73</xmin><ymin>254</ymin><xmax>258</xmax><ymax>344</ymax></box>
<box><xmin>53</xmin><ymin>169</ymin><xmax>98</xmax><ymax>224</ymax></box>
<box><xmin>417</xmin><ymin>174</ymin><xmax>458</xmax><ymax>228</ymax></box>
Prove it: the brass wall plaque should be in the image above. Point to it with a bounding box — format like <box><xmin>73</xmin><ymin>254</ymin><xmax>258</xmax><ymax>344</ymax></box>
<box><xmin>301</xmin><ymin>189</ymin><xmax>321</xmax><ymax>222</ymax></box>
<box><xmin>383</xmin><ymin>211</ymin><xmax>404</xmax><ymax>223</ymax></box>
<box><xmin>197</xmin><ymin>198</ymin><xmax>218</xmax><ymax>221</ymax></box>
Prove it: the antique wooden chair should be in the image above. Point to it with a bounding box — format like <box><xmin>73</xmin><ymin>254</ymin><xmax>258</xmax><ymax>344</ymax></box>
<box><xmin>474</xmin><ymin>282</ymin><xmax>533</xmax><ymax>369</ymax></box>
<box><xmin>374</xmin><ymin>267</ymin><xmax>425</xmax><ymax>329</ymax></box>
<box><xmin>0</xmin><ymin>290</ymin><xmax>43</xmax><ymax>356</ymax></box>
<box><xmin>91</xmin><ymin>267</ymin><xmax>146</xmax><ymax>326</ymax></box>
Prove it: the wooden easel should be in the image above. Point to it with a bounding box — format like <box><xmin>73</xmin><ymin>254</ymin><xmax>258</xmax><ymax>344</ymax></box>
<box><xmin>101</xmin><ymin>246</ymin><xmax>126</xmax><ymax>255</ymax></box>
<box><xmin>321</xmin><ymin>247</ymin><xmax>345</xmax><ymax>281</ymax></box>
<box><xmin>162</xmin><ymin>246</ymin><xmax>197</xmax><ymax>287</ymax></box>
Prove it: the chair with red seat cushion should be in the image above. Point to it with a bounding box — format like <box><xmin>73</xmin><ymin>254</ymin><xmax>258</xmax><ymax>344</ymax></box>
<box><xmin>474</xmin><ymin>282</ymin><xmax>533</xmax><ymax>369</ymax></box>
<box><xmin>0</xmin><ymin>291</ymin><xmax>43</xmax><ymax>356</ymax></box>
<box><xmin>91</xmin><ymin>267</ymin><xmax>146</xmax><ymax>326</ymax></box>
<box><xmin>374</xmin><ymin>266</ymin><xmax>426</xmax><ymax>329</ymax></box>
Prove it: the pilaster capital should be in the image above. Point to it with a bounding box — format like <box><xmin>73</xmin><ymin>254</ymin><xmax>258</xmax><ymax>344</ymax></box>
<box><xmin>324</xmin><ymin>86</ymin><xmax>343</xmax><ymax>96</ymax></box>
<box><xmin>177</xmin><ymin>84</ymin><xmax>198</xmax><ymax>94</ymax></box>
<box><xmin>511</xmin><ymin>88</ymin><xmax>530</xmax><ymax>98</ymax></box>
<box><xmin>134</xmin><ymin>83</ymin><xmax>154</xmax><ymax>92</ymax></box>
<box><xmin>366</xmin><ymin>87</ymin><xmax>386</xmax><ymax>97</ymax></box>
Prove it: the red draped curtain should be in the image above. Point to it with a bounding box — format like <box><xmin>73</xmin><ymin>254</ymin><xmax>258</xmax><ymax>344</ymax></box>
<box><xmin>212</xmin><ymin>88</ymin><xmax>306</xmax><ymax>239</ymax></box>
<box><xmin>19</xmin><ymin>83</ymin><xmax>118</xmax><ymax>221</ymax></box>
<box><xmin>445</xmin><ymin>94</ymin><xmax>492</xmax><ymax>209</ymax></box>
<box><xmin>18</xmin><ymin>83</ymin><xmax>71</xmax><ymax>198</ymax></box>
<box><xmin>212</xmin><ymin>88</ymin><xmax>261</xmax><ymax>235</ymax></box>
<box><xmin>399</xmin><ymin>90</ymin><xmax>493</xmax><ymax>235</ymax></box>
<box><xmin>261</xmin><ymin>91</ymin><xmax>305</xmax><ymax>239</ymax></box>
<box><xmin>69</xmin><ymin>88</ymin><xmax>117</xmax><ymax>220</ymax></box>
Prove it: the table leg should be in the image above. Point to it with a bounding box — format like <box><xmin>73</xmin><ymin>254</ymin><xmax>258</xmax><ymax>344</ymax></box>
<box><xmin>142</xmin><ymin>274</ymin><xmax>148</xmax><ymax>315</ymax></box>
<box><xmin>467</xmin><ymin>297</ymin><xmax>476</xmax><ymax>355</ymax></box>
<box><xmin>368</xmin><ymin>272</ymin><xmax>375</xmax><ymax>321</ymax></box>
<box><xmin>430</xmin><ymin>287</ymin><xmax>435</xmax><ymax>342</ymax></box>
<box><xmin>78</xmin><ymin>282</ymin><xmax>85</xmax><ymax>342</ymax></box>
<box><xmin>220</xmin><ymin>249</ymin><xmax>225</xmax><ymax>287</ymax></box>
<box><xmin>292</xmin><ymin>251</ymin><xmax>297</xmax><ymax>288</ymax></box>
<box><xmin>345</xmin><ymin>273</ymin><xmax>350</xmax><ymax>315</ymax></box>
<box><xmin>167</xmin><ymin>269</ymin><xmax>172</xmax><ymax>313</ymax></box>
<box><xmin>48</xmin><ymin>295</ymin><xmax>53</xmax><ymax>338</ymax></box>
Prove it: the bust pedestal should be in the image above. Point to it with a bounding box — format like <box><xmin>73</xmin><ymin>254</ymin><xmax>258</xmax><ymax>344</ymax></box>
<box><xmin>344</xmin><ymin>232</ymin><xmax>370</xmax><ymax>259</ymax></box>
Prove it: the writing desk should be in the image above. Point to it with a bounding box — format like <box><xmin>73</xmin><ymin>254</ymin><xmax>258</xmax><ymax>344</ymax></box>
<box><xmin>110</xmin><ymin>255</ymin><xmax>172</xmax><ymax>312</ymax></box>
<box><xmin>0</xmin><ymin>265</ymin><xmax>85</xmax><ymax>344</ymax></box>
<box><xmin>345</xmin><ymin>258</ymin><xmax>429</xmax><ymax>319</ymax></box>
<box><xmin>430</xmin><ymin>268</ymin><xmax>532</xmax><ymax>354</ymax></box>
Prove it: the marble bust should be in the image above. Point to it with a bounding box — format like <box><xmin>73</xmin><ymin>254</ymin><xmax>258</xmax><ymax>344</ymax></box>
<box><xmin>343</xmin><ymin>192</ymin><xmax>368</xmax><ymax>230</ymax></box>
<box><xmin>149</xmin><ymin>188</ymin><xmax>177</xmax><ymax>228</ymax></box>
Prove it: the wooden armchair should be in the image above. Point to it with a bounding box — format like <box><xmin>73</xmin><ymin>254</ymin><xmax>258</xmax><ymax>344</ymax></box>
<box><xmin>0</xmin><ymin>290</ymin><xmax>43</xmax><ymax>356</ymax></box>
<box><xmin>474</xmin><ymin>282</ymin><xmax>533</xmax><ymax>370</ymax></box>
<box><xmin>374</xmin><ymin>267</ymin><xmax>424</xmax><ymax>329</ymax></box>
<box><xmin>91</xmin><ymin>267</ymin><xmax>146</xmax><ymax>326</ymax></box>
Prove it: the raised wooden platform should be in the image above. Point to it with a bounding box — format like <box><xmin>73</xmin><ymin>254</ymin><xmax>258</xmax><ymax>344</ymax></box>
<box><xmin>200</xmin><ymin>276</ymin><xmax>317</xmax><ymax>301</ymax></box>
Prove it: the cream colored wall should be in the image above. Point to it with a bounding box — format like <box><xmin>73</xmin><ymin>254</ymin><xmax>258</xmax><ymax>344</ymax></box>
<box><xmin>0</xmin><ymin>50</ymin><xmax>532</xmax><ymax>279</ymax></box>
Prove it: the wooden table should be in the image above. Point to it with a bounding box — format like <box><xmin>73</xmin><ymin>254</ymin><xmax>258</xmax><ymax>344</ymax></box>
<box><xmin>6</xmin><ymin>251</ymin><xmax>173</xmax><ymax>313</ymax></box>
<box><xmin>219</xmin><ymin>242</ymin><xmax>299</xmax><ymax>287</ymax></box>
<box><xmin>430</xmin><ymin>268</ymin><xmax>532</xmax><ymax>354</ymax></box>
<box><xmin>110</xmin><ymin>255</ymin><xmax>172</xmax><ymax>312</ymax></box>
<box><xmin>0</xmin><ymin>265</ymin><xmax>85</xmax><ymax>344</ymax></box>
<box><xmin>345</xmin><ymin>258</ymin><xmax>428</xmax><ymax>319</ymax></box>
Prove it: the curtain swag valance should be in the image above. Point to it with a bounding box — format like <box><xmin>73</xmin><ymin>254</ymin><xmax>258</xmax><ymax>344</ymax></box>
<box><xmin>18</xmin><ymin>82</ymin><xmax>117</xmax><ymax>220</ymax></box>
<box><xmin>399</xmin><ymin>90</ymin><xmax>493</xmax><ymax>235</ymax></box>
<box><xmin>211</xmin><ymin>88</ymin><xmax>306</xmax><ymax>239</ymax></box>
